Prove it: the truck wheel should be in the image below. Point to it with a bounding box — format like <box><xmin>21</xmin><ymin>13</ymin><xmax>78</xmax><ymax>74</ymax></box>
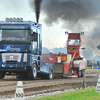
<box><xmin>27</xmin><ymin>64</ymin><xmax>37</xmax><ymax>79</ymax></box>
<box><xmin>81</xmin><ymin>70</ymin><xmax>85</xmax><ymax>77</ymax></box>
<box><xmin>0</xmin><ymin>72</ymin><xmax>5</xmax><ymax>79</ymax></box>
<box><xmin>40</xmin><ymin>68</ymin><xmax>53</xmax><ymax>80</ymax></box>
<box><xmin>78</xmin><ymin>70</ymin><xmax>81</xmax><ymax>77</ymax></box>
<box><xmin>41</xmin><ymin>67</ymin><xmax>54</xmax><ymax>80</ymax></box>
<box><xmin>48</xmin><ymin>67</ymin><xmax>53</xmax><ymax>80</ymax></box>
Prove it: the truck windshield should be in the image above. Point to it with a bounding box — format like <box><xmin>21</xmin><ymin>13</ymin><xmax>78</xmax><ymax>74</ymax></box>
<box><xmin>0</xmin><ymin>30</ymin><xmax>32</xmax><ymax>43</ymax></box>
<box><xmin>68</xmin><ymin>39</ymin><xmax>79</xmax><ymax>45</ymax></box>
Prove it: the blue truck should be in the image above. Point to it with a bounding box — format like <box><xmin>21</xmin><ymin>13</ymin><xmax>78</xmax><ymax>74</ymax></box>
<box><xmin>0</xmin><ymin>18</ymin><xmax>54</xmax><ymax>80</ymax></box>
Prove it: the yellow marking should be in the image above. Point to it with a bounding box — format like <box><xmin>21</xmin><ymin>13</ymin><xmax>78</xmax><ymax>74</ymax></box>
<box><xmin>67</xmin><ymin>55</ymin><xmax>70</xmax><ymax>63</ymax></box>
<box><xmin>60</xmin><ymin>54</ymin><xmax>67</xmax><ymax>61</ymax></box>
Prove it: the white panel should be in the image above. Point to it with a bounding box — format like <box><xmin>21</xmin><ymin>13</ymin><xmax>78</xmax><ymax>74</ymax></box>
<box><xmin>23</xmin><ymin>53</ymin><xmax>27</xmax><ymax>62</ymax></box>
<box><xmin>58</xmin><ymin>57</ymin><xmax>61</xmax><ymax>63</ymax></box>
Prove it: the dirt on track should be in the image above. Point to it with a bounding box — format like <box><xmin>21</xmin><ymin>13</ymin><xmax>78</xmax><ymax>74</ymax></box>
<box><xmin>0</xmin><ymin>71</ymin><xmax>100</xmax><ymax>99</ymax></box>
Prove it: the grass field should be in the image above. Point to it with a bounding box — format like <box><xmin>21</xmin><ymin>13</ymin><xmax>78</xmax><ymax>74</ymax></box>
<box><xmin>30</xmin><ymin>87</ymin><xmax>100</xmax><ymax>100</ymax></box>
<box><xmin>86</xmin><ymin>68</ymin><xmax>100</xmax><ymax>71</ymax></box>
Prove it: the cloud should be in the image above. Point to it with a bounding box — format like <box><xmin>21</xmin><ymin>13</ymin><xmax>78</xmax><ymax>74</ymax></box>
<box><xmin>41</xmin><ymin>0</ymin><xmax>100</xmax><ymax>25</ymax></box>
<box><xmin>28</xmin><ymin>0</ymin><xmax>100</xmax><ymax>57</ymax></box>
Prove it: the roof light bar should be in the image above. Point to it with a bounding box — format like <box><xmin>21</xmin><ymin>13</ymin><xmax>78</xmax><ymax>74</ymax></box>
<box><xmin>5</xmin><ymin>17</ymin><xmax>23</xmax><ymax>22</ymax></box>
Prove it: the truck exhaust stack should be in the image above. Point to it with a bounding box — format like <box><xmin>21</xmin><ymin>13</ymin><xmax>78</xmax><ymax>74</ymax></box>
<box><xmin>34</xmin><ymin>0</ymin><xmax>42</xmax><ymax>23</ymax></box>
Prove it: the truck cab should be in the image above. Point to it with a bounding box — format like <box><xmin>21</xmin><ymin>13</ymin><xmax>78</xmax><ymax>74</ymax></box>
<box><xmin>0</xmin><ymin>18</ymin><xmax>42</xmax><ymax>79</ymax></box>
<box><xmin>67</xmin><ymin>33</ymin><xmax>82</xmax><ymax>59</ymax></box>
<box><xmin>66</xmin><ymin>32</ymin><xmax>87</xmax><ymax>77</ymax></box>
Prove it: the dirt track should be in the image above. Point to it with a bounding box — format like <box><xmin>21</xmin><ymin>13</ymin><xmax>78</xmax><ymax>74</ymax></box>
<box><xmin>0</xmin><ymin>71</ymin><xmax>100</xmax><ymax>100</ymax></box>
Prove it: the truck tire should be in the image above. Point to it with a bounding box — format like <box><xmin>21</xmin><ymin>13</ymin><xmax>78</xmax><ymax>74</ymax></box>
<box><xmin>0</xmin><ymin>72</ymin><xmax>5</xmax><ymax>79</ymax></box>
<box><xmin>81</xmin><ymin>70</ymin><xmax>85</xmax><ymax>77</ymax></box>
<box><xmin>48</xmin><ymin>67</ymin><xmax>53</xmax><ymax>80</ymax></box>
<box><xmin>78</xmin><ymin>70</ymin><xmax>81</xmax><ymax>77</ymax></box>
<box><xmin>40</xmin><ymin>67</ymin><xmax>54</xmax><ymax>80</ymax></box>
<box><xmin>27</xmin><ymin>64</ymin><xmax>37</xmax><ymax>80</ymax></box>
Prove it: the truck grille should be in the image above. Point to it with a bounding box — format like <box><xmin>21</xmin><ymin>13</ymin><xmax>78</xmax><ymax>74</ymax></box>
<box><xmin>2</xmin><ymin>53</ymin><xmax>22</xmax><ymax>62</ymax></box>
<box><xmin>6</xmin><ymin>61</ymin><xmax>17</xmax><ymax>64</ymax></box>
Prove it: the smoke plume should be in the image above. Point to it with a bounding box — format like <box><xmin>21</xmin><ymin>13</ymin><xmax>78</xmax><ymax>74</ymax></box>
<box><xmin>29</xmin><ymin>0</ymin><xmax>100</xmax><ymax>57</ymax></box>
<box><xmin>41</xmin><ymin>0</ymin><xmax>100</xmax><ymax>25</ymax></box>
<box><xmin>29</xmin><ymin>0</ymin><xmax>42</xmax><ymax>23</ymax></box>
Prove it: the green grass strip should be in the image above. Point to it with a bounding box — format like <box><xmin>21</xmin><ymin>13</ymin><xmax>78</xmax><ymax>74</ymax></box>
<box><xmin>86</xmin><ymin>68</ymin><xmax>100</xmax><ymax>71</ymax></box>
<box><xmin>30</xmin><ymin>87</ymin><xmax>100</xmax><ymax>100</ymax></box>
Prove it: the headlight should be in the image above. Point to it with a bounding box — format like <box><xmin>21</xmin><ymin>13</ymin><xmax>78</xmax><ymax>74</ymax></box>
<box><xmin>20</xmin><ymin>18</ymin><xmax>23</xmax><ymax>22</ymax></box>
<box><xmin>9</xmin><ymin>18</ymin><xmax>13</xmax><ymax>21</ymax></box>
<box><xmin>6</xmin><ymin>18</ymin><xmax>9</xmax><ymax>22</ymax></box>
<box><xmin>17</xmin><ymin>18</ymin><xmax>20</xmax><ymax>22</ymax></box>
<box><xmin>2</xmin><ymin>64</ymin><xmax>6</xmax><ymax>67</ymax></box>
<box><xmin>13</xmin><ymin>17</ymin><xmax>16</xmax><ymax>22</ymax></box>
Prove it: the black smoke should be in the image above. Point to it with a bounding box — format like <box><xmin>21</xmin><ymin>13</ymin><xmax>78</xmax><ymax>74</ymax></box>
<box><xmin>29</xmin><ymin>0</ymin><xmax>42</xmax><ymax>23</ymax></box>
<box><xmin>28</xmin><ymin>0</ymin><xmax>100</xmax><ymax>25</ymax></box>
<box><xmin>28</xmin><ymin>0</ymin><xmax>100</xmax><ymax>58</ymax></box>
<box><xmin>41</xmin><ymin>0</ymin><xmax>100</xmax><ymax>25</ymax></box>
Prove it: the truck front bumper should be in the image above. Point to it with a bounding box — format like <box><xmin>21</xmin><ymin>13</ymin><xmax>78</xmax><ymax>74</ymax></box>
<box><xmin>0</xmin><ymin>67</ymin><xmax>27</xmax><ymax>72</ymax></box>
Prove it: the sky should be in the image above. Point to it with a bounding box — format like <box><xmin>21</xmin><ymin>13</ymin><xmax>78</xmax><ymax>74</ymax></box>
<box><xmin>0</xmin><ymin>0</ymin><xmax>66</xmax><ymax>49</ymax></box>
<box><xmin>0</xmin><ymin>0</ymin><xmax>100</xmax><ymax>57</ymax></box>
